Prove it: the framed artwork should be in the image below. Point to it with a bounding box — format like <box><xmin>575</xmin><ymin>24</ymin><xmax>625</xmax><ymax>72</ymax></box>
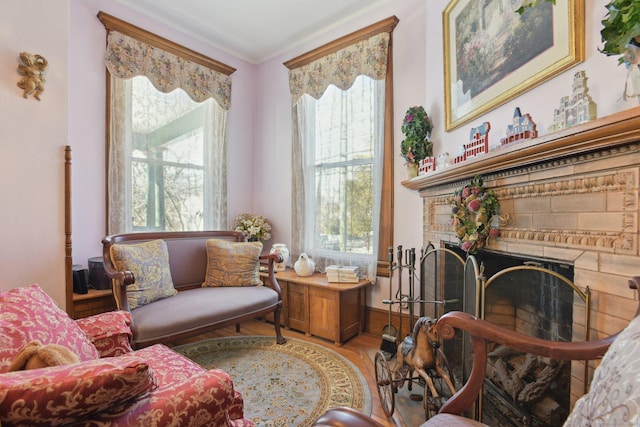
<box><xmin>443</xmin><ymin>0</ymin><xmax>584</xmax><ymax>131</ymax></box>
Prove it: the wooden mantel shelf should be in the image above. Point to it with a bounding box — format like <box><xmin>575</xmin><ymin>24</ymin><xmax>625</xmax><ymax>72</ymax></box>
<box><xmin>402</xmin><ymin>106</ymin><xmax>640</xmax><ymax>191</ymax></box>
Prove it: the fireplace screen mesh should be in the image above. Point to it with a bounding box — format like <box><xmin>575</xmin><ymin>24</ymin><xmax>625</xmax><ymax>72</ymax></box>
<box><xmin>424</xmin><ymin>243</ymin><xmax>591</xmax><ymax>426</ymax></box>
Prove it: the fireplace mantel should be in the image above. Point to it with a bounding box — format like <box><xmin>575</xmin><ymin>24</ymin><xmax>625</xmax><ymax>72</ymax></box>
<box><xmin>402</xmin><ymin>106</ymin><xmax>640</xmax><ymax>191</ymax></box>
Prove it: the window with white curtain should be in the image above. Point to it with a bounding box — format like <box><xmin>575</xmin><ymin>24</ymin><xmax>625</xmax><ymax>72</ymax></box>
<box><xmin>116</xmin><ymin>76</ymin><xmax>224</xmax><ymax>232</ymax></box>
<box><xmin>131</xmin><ymin>77</ymin><xmax>211</xmax><ymax>230</ymax></box>
<box><xmin>99</xmin><ymin>12</ymin><xmax>234</xmax><ymax>234</ymax></box>
<box><xmin>286</xmin><ymin>16</ymin><xmax>398</xmax><ymax>282</ymax></box>
<box><xmin>301</xmin><ymin>76</ymin><xmax>384</xmax><ymax>259</ymax></box>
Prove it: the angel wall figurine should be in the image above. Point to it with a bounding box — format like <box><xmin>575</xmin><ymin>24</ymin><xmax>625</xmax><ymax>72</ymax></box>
<box><xmin>17</xmin><ymin>52</ymin><xmax>48</xmax><ymax>100</ymax></box>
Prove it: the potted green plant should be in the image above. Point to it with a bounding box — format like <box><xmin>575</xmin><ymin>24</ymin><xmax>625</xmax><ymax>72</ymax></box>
<box><xmin>600</xmin><ymin>0</ymin><xmax>640</xmax><ymax>63</ymax></box>
<box><xmin>400</xmin><ymin>106</ymin><xmax>433</xmax><ymax>178</ymax></box>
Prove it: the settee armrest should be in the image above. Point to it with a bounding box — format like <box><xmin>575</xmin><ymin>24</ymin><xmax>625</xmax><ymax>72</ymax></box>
<box><xmin>102</xmin><ymin>242</ymin><xmax>134</xmax><ymax>312</ymax></box>
<box><xmin>91</xmin><ymin>368</ymin><xmax>254</xmax><ymax>426</ymax></box>
<box><xmin>260</xmin><ymin>252</ymin><xmax>283</xmax><ymax>296</ymax></box>
<box><xmin>75</xmin><ymin>310</ymin><xmax>133</xmax><ymax>357</ymax></box>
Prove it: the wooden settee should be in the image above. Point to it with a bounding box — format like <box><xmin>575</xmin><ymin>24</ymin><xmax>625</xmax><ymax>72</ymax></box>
<box><xmin>102</xmin><ymin>230</ymin><xmax>285</xmax><ymax>348</ymax></box>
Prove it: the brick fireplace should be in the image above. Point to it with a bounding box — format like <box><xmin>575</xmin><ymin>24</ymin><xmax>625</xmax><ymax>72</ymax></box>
<box><xmin>405</xmin><ymin>107</ymin><xmax>640</xmax><ymax>409</ymax></box>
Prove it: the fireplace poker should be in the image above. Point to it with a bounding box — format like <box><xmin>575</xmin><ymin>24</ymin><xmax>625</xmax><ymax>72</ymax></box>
<box><xmin>380</xmin><ymin>247</ymin><xmax>398</xmax><ymax>356</ymax></box>
<box><xmin>396</xmin><ymin>245</ymin><xmax>404</xmax><ymax>337</ymax></box>
<box><xmin>406</xmin><ymin>247</ymin><xmax>416</xmax><ymax>328</ymax></box>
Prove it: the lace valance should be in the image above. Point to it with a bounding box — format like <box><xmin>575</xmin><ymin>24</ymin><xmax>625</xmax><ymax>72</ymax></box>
<box><xmin>104</xmin><ymin>31</ymin><xmax>232</xmax><ymax>110</ymax></box>
<box><xmin>288</xmin><ymin>32</ymin><xmax>390</xmax><ymax>104</ymax></box>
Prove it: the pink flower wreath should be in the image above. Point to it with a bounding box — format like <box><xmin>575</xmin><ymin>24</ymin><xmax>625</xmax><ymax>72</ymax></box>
<box><xmin>450</xmin><ymin>176</ymin><xmax>502</xmax><ymax>254</ymax></box>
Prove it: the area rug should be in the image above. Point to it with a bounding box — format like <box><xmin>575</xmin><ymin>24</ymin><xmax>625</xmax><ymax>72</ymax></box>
<box><xmin>174</xmin><ymin>336</ymin><xmax>372</xmax><ymax>426</ymax></box>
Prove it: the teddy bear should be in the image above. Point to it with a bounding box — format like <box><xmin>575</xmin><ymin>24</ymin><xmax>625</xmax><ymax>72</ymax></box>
<box><xmin>8</xmin><ymin>340</ymin><xmax>80</xmax><ymax>371</ymax></box>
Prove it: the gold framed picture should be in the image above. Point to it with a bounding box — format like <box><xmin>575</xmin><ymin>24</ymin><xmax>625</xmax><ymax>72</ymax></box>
<box><xmin>443</xmin><ymin>0</ymin><xmax>584</xmax><ymax>131</ymax></box>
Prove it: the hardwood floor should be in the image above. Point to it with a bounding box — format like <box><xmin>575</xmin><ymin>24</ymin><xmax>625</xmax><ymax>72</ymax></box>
<box><xmin>171</xmin><ymin>319</ymin><xmax>410</xmax><ymax>427</ymax></box>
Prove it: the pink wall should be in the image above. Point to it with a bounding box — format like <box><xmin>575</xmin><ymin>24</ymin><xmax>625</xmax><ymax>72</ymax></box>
<box><xmin>2</xmin><ymin>0</ymin><xmax>638</xmax><ymax>311</ymax></box>
<box><xmin>0</xmin><ymin>1</ymin><xmax>70</xmax><ymax>304</ymax></box>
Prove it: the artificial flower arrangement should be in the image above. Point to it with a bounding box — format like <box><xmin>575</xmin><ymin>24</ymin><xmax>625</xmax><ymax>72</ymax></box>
<box><xmin>450</xmin><ymin>176</ymin><xmax>502</xmax><ymax>254</ymax></box>
<box><xmin>400</xmin><ymin>106</ymin><xmax>433</xmax><ymax>164</ymax></box>
<box><xmin>233</xmin><ymin>213</ymin><xmax>272</xmax><ymax>242</ymax></box>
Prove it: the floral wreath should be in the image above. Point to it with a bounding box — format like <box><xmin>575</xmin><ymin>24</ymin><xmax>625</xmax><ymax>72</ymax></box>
<box><xmin>450</xmin><ymin>176</ymin><xmax>502</xmax><ymax>254</ymax></box>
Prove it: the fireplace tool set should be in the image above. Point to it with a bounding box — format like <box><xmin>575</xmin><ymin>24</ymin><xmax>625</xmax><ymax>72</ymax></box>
<box><xmin>380</xmin><ymin>245</ymin><xmax>459</xmax><ymax>357</ymax></box>
<box><xmin>377</xmin><ymin>244</ymin><xmax>459</xmax><ymax>420</ymax></box>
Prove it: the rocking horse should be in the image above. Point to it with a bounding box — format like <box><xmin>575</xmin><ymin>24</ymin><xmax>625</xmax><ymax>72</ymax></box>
<box><xmin>375</xmin><ymin>316</ymin><xmax>457</xmax><ymax>419</ymax></box>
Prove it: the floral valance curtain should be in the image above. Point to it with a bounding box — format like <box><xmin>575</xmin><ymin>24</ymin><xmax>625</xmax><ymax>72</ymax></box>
<box><xmin>104</xmin><ymin>31</ymin><xmax>232</xmax><ymax>110</ymax></box>
<box><xmin>288</xmin><ymin>32</ymin><xmax>390</xmax><ymax>103</ymax></box>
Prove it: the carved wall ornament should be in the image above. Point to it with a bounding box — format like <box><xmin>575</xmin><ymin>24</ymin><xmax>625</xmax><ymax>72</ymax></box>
<box><xmin>17</xmin><ymin>52</ymin><xmax>48</xmax><ymax>100</ymax></box>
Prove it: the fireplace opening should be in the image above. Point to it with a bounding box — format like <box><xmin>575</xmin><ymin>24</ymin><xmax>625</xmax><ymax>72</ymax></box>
<box><xmin>425</xmin><ymin>243</ymin><xmax>584</xmax><ymax>426</ymax></box>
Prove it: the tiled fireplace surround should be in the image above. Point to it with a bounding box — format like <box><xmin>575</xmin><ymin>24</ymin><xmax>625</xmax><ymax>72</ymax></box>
<box><xmin>404</xmin><ymin>107</ymin><xmax>640</xmax><ymax>405</ymax></box>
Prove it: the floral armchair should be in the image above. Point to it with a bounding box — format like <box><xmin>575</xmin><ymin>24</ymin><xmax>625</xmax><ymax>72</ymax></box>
<box><xmin>0</xmin><ymin>284</ymin><xmax>254</xmax><ymax>427</ymax></box>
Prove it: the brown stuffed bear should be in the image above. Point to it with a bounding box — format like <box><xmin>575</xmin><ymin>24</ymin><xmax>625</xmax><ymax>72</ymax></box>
<box><xmin>8</xmin><ymin>340</ymin><xmax>80</xmax><ymax>371</ymax></box>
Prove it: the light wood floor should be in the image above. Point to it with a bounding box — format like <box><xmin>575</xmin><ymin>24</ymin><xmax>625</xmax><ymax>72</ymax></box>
<box><xmin>171</xmin><ymin>319</ymin><xmax>409</xmax><ymax>427</ymax></box>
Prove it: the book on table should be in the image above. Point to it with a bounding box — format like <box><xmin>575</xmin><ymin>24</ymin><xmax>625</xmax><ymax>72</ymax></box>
<box><xmin>325</xmin><ymin>265</ymin><xmax>360</xmax><ymax>283</ymax></box>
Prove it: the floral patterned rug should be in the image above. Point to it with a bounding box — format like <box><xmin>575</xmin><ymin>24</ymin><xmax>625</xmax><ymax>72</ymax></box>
<box><xmin>174</xmin><ymin>336</ymin><xmax>372</xmax><ymax>426</ymax></box>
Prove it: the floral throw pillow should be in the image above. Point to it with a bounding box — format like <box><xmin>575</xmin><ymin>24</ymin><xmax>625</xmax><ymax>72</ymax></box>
<box><xmin>564</xmin><ymin>315</ymin><xmax>640</xmax><ymax>426</ymax></box>
<box><xmin>202</xmin><ymin>239</ymin><xmax>262</xmax><ymax>287</ymax></box>
<box><xmin>0</xmin><ymin>284</ymin><xmax>100</xmax><ymax>373</ymax></box>
<box><xmin>110</xmin><ymin>239</ymin><xmax>177</xmax><ymax>310</ymax></box>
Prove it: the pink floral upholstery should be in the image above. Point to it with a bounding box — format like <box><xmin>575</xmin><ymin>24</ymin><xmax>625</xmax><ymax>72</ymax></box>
<box><xmin>91</xmin><ymin>346</ymin><xmax>250</xmax><ymax>426</ymax></box>
<box><xmin>0</xmin><ymin>284</ymin><xmax>255</xmax><ymax>427</ymax></box>
<box><xmin>0</xmin><ymin>357</ymin><xmax>157</xmax><ymax>426</ymax></box>
<box><xmin>127</xmin><ymin>344</ymin><xmax>248</xmax><ymax>422</ymax></box>
<box><xmin>0</xmin><ymin>284</ymin><xmax>100</xmax><ymax>371</ymax></box>
<box><xmin>76</xmin><ymin>310</ymin><xmax>134</xmax><ymax>357</ymax></box>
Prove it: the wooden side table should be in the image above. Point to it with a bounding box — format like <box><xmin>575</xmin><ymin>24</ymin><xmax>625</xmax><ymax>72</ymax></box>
<box><xmin>71</xmin><ymin>289</ymin><xmax>116</xmax><ymax>319</ymax></box>
<box><xmin>261</xmin><ymin>268</ymin><xmax>371</xmax><ymax>346</ymax></box>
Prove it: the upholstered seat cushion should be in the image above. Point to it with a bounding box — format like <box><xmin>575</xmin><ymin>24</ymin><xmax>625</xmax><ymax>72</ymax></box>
<box><xmin>88</xmin><ymin>344</ymin><xmax>249</xmax><ymax>425</ymax></box>
<box><xmin>130</xmin><ymin>286</ymin><xmax>280</xmax><ymax>345</ymax></box>
<box><xmin>312</xmin><ymin>406</ymin><xmax>488</xmax><ymax>427</ymax></box>
<box><xmin>423</xmin><ymin>413</ymin><xmax>488</xmax><ymax>426</ymax></box>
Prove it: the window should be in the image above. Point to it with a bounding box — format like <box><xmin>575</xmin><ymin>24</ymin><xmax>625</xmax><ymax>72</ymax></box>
<box><xmin>302</xmin><ymin>76</ymin><xmax>383</xmax><ymax>256</ymax></box>
<box><xmin>128</xmin><ymin>76</ymin><xmax>215</xmax><ymax>231</ymax></box>
<box><xmin>286</xmin><ymin>16</ymin><xmax>398</xmax><ymax>281</ymax></box>
<box><xmin>99</xmin><ymin>12</ymin><xmax>234</xmax><ymax>234</ymax></box>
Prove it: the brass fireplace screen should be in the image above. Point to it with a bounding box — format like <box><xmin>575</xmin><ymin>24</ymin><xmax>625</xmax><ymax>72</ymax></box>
<box><xmin>420</xmin><ymin>243</ymin><xmax>591</xmax><ymax>425</ymax></box>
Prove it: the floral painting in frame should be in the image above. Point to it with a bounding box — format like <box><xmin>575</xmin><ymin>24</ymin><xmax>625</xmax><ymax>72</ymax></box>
<box><xmin>443</xmin><ymin>0</ymin><xmax>584</xmax><ymax>131</ymax></box>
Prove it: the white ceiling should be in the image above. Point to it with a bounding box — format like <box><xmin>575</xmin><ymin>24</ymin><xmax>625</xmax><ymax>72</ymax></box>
<box><xmin>116</xmin><ymin>0</ymin><xmax>394</xmax><ymax>64</ymax></box>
